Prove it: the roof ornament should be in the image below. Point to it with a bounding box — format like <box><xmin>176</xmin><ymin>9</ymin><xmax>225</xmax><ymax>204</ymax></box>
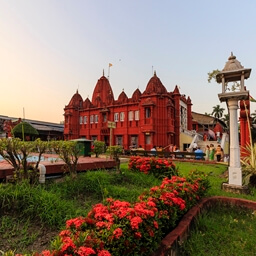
<box><xmin>103</xmin><ymin>69</ymin><xmax>105</xmax><ymax>76</ymax></box>
<box><xmin>228</xmin><ymin>51</ymin><xmax>236</xmax><ymax>61</ymax></box>
<box><xmin>154</xmin><ymin>70</ymin><xmax>156</xmax><ymax>76</ymax></box>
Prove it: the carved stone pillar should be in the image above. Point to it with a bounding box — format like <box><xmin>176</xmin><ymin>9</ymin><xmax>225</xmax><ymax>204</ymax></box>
<box><xmin>227</xmin><ymin>99</ymin><xmax>242</xmax><ymax>186</ymax></box>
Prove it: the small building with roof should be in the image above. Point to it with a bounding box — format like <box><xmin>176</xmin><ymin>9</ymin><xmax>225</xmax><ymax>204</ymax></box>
<box><xmin>0</xmin><ymin>115</ymin><xmax>64</xmax><ymax>140</ymax></box>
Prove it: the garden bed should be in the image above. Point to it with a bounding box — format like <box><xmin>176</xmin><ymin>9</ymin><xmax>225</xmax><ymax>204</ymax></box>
<box><xmin>153</xmin><ymin>196</ymin><xmax>256</xmax><ymax>256</ymax></box>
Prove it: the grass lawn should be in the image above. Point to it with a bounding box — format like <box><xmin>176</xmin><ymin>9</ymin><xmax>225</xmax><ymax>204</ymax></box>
<box><xmin>1</xmin><ymin>160</ymin><xmax>256</xmax><ymax>254</ymax></box>
<box><xmin>179</xmin><ymin>203</ymin><xmax>256</xmax><ymax>256</ymax></box>
<box><xmin>175</xmin><ymin>161</ymin><xmax>256</xmax><ymax>256</ymax></box>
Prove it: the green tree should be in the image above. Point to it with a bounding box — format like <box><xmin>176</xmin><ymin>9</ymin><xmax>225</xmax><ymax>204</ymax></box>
<box><xmin>208</xmin><ymin>69</ymin><xmax>240</xmax><ymax>91</ymax></box>
<box><xmin>93</xmin><ymin>140</ymin><xmax>105</xmax><ymax>158</ymax></box>
<box><xmin>207</xmin><ymin>69</ymin><xmax>220</xmax><ymax>83</ymax></box>
<box><xmin>106</xmin><ymin>145</ymin><xmax>123</xmax><ymax>172</ymax></box>
<box><xmin>51</xmin><ymin>140</ymin><xmax>80</xmax><ymax>179</ymax></box>
<box><xmin>11</xmin><ymin>121</ymin><xmax>39</xmax><ymax>141</ymax></box>
<box><xmin>222</xmin><ymin>114</ymin><xmax>230</xmax><ymax>128</ymax></box>
<box><xmin>0</xmin><ymin>138</ymin><xmax>48</xmax><ymax>182</ymax></box>
<box><xmin>0</xmin><ymin>138</ymin><xmax>22</xmax><ymax>176</ymax></box>
<box><xmin>33</xmin><ymin>138</ymin><xmax>50</xmax><ymax>171</ymax></box>
<box><xmin>212</xmin><ymin>105</ymin><xmax>225</xmax><ymax>119</ymax></box>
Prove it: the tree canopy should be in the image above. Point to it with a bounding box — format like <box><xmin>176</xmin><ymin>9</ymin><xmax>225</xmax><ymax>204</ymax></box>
<box><xmin>212</xmin><ymin>105</ymin><xmax>225</xmax><ymax>119</ymax></box>
<box><xmin>11</xmin><ymin>121</ymin><xmax>39</xmax><ymax>139</ymax></box>
<box><xmin>207</xmin><ymin>69</ymin><xmax>220</xmax><ymax>83</ymax></box>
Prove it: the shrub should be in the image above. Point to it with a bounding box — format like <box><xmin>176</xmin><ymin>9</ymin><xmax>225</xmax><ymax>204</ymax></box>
<box><xmin>106</xmin><ymin>145</ymin><xmax>123</xmax><ymax>172</ymax></box>
<box><xmin>51</xmin><ymin>140</ymin><xmax>80</xmax><ymax>179</ymax></box>
<box><xmin>93</xmin><ymin>141</ymin><xmax>105</xmax><ymax>158</ymax></box>
<box><xmin>47</xmin><ymin>171</ymin><xmax>209</xmax><ymax>256</ymax></box>
<box><xmin>0</xmin><ymin>138</ymin><xmax>49</xmax><ymax>182</ymax></box>
<box><xmin>128</xmin><ymin>156</ymin><xmax>178</xmax><ymax>179</ymax></box>
<box><xmin>241</xmin><ymin>143</ymin><xmax>256</xmax><ymax>186</ymax></box>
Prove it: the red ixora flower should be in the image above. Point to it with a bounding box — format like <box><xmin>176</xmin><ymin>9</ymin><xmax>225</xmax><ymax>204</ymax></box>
<box><xmin>77</xmin><ymin>246</ymin><xmax>96</xmax><ymax>256</ymax></box>
<box><xmin>59</xmin><ymin>229</ymin><xmax>71</xmax><ymax>238</ymax></box>
<box><xmin>130</xmin><ymin>216</ymin><xmax>143</xmax><ymax>229</ymax></box>
<box><xmin>113</xmin><ymin>227</ymin><xmax>123</xmax><ymax>239</ymax></box>
<box><xmin>134</xmin><ymin>232</ymin><xmax>142</xmax><ymax>239</ymax></box>
<box><xmin>66</xmin><ymin>217</ymin><xmax>85</xmax><ymax>229</ymax></box>
<box><xmin>97</xmin><ymin>249</ymin><xmax>112</xmax><ymax>256</ymax></box>
<box><xmin>61</xmin><ymin>237</ymin><xmax>76</xmax><ymax>252</ymax></box>
<box><xmin>39</xmin><ymin>250</ymin><xmax>52</xmax><ymax>256</ymax></box>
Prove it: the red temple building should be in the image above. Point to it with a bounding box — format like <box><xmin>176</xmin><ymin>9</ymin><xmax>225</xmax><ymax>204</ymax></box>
<box><xmin>64</xmin><ymin>72</ymin><xmax>193</xmax><ymax>150</ymax></box>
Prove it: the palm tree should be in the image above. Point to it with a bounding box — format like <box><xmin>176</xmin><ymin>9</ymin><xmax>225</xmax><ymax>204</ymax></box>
<box><xmin>222</xmin><ymin>114</ymin><xmax>230</xmax><ymax>128</ymax></box>
<box><xmin>212</xmin><ymin>105</ymin><xmax>225</xmax><ymax>119</ymax></box>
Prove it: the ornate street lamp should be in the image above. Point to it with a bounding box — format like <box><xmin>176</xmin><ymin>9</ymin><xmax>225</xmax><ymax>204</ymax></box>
<box><xmin>216</xmin><ymin>53</ymin><xmax>251</xmax><ymax>192</ymax></box>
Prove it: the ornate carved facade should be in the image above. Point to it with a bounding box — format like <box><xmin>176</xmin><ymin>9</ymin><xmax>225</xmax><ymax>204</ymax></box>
<box><xmin>64</xmin><ymin>72</ymin><xmax>193</xmax><ymax>150</ymax></box>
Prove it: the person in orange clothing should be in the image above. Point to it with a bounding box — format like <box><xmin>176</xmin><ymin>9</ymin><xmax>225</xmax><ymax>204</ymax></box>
<box><xmin>215</xmin><ymin>144</ymin><xmax>223</xmax><ymax>162</ymax></box>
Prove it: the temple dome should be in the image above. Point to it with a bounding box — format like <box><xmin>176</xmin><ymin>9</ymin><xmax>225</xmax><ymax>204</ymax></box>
<box><xmin>117</xmin><ymin>91</ymin><xmax>128</xmax><ymax>103</ymax></box>
<box><xmin>173</xmin><ymin>85</ymin><xmax>181</xmax><ymax>95</ymax></box>
<box><xmin>92</xmin><ymin>76</ymin><xmax>114</xmax><ymax>105</ymax></box>
<box><xmin>83</xmin><ymin>97</ymin><xmax>92</xmax><ymax>109</ymax></box>
<box><xmin>67</xmin><ymin>90</ymin><xmax>83</xmax><ymax>107</ymax></box>
<box><xmin>131</xmin><ymin>88</ymin><xmax>141</xmax><ymax>102</ymax></box>
<box><xmin>143</xmin><ymin>72</ymin><xmax>167</xmax><ymax>95</ymax></box>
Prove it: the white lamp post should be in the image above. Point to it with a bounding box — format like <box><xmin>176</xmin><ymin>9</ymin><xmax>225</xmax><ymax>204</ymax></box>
<box><xmin>216</xmin><ymin>53</ymin><xmax>251</xmax><ymax>192</ymax></box>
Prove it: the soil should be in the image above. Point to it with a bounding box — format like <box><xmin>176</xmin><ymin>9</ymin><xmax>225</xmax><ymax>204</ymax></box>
<box><xmin>25</xmin><ymin>228</ymin><xmax>59</xmax><ymax>253</ymax></box>
<box><xmin>0</xmin><ymin>219</ymin><xmax>59</xmax><ymax>254</ymax></box>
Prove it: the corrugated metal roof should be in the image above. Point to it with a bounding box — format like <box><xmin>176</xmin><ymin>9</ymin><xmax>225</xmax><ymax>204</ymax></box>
<box><xmin>192</xmin><ymin>112</ymin><xmax>227</xmax><ymax>127</ymax></box>
<box><xmin>30</xmin><ymin>123</ymin><xmax>63</xmax><ymax>132</ymax></box>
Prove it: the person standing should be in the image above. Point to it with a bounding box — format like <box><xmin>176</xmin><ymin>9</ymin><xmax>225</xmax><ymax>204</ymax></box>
<box><xmin>209</xmin><ymin>144</ymin><xmax>215</xmax><ymax>161</ymax></box>
<box><xmin>205</xmin><ymin>145</ymin><xmax>210</xmax><ymax>161</ymax></box>
<box><xmin>215</xmin><ymin>145</ymin><xmax>223</xmax><ymax>162</ymax></box>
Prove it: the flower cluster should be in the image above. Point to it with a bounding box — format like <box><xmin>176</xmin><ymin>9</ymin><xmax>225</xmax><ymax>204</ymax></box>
<box><xmin>128</xmin><ymin>156</ymin><xmax>178</xmax><ymax>178</ymax></box>
<box><xmin>10</xmin><ymin>160</ymin><xmax>209</xmax><ymax>256</ymax></box>
<box><xmin>31</xmin><ymin>171</ymin><xmax>208</xmax><ymax>256</ymax></box>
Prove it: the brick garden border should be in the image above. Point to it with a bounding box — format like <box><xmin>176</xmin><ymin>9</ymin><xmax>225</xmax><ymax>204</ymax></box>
<box><xmin>152</xmin><ymin>196</ymin><xmax>256</xmax><ymax>256</ymax></box>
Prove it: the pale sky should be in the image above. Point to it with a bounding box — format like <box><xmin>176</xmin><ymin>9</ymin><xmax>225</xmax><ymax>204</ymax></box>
<box><xmin>1</xmin><ymin>0</ymin><xmax>256</xmax><ymax>123</ymax></box>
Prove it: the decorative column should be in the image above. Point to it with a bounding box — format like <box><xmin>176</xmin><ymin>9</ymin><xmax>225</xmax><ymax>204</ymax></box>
<box><xmin>216</xmin><ymin>53</ymin><xmax>251</xmax><ymax>193</ymax></box>
<box><xmin>228</xmin><ymin>99</ymin><xmax>242</xmax><ymax>185</ymax></box>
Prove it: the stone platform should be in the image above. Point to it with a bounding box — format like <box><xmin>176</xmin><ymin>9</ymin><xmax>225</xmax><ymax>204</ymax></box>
<box><xmin>0</xmin><ymin>154</ymin><xmax>116</xmax><ymax>179</ymax></box>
